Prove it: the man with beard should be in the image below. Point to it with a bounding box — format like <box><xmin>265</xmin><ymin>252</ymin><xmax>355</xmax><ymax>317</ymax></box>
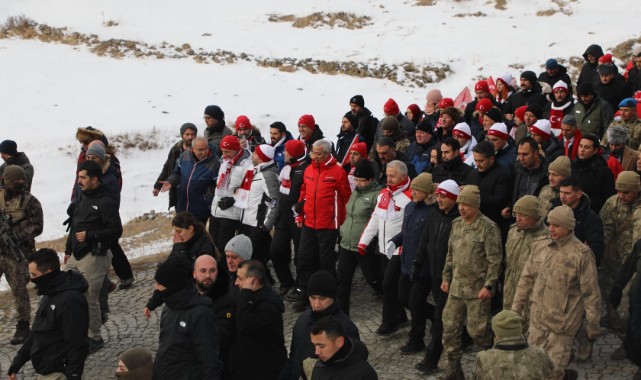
<box><xmin>371</xmin><ymin>137</ymin><xmax>416</xmax><ymax>186</ymax></box>
<box><xmin>605</xmin><ymin>124</ymin><xmax>639</xmax><ymax>177</ymax></box>
<box><xmin>270</xmin><ymin>121</ymin><xmax>294</xmax><ymax>171</ymax></box>
<box><xmin>502</xmin><ymin>71</ymin><xmax>548</xmax><ymax>116</ymax></box>
<box><xmin>502</xmin><ymin>137</ymin><xmax>548</xmax><ymax>219</ymax></box>
<box><xmin>234</xmin><ymin>115</ymin><xmax>266</xmax><ymax>153</ymax></box>
<box><xmin>153</xmin><ymin>123</ymin><xmax>197</xmax><ymax>209</ymax></box>
<box><xmin>405</xmin><ymin>119</ymin><xmax>438</xmax><ymax>173</ymax></box>
<box><xmin>193</xmin><ymin>254</ymin><xmax>235</xmax><ymax>379</ymax></box>
<box><xmin>334</xmin><ymin>112</ymin><xmax>363</xmax><ymax>165</ymax></box>
<box><xmin>0</xmin><ymin>166</ymin><xmax>43</xmax><ymax>345</ymax></box>
<box><xmin>431</xmin><ymin>138</ymin><xmax>472</xmax><ymax>186</ymax></box>
<box><xmin>203</xmin><ymin>105</ymin><xmax>232</xmax><ymax>153</ymax></box>
<box><xmin>538</xmin><ymin>59</ymin><xmax>573</xmax><ymax>99</ymax></box>
<box><xmin>544</xmin><ymin>81</ymin><xmax>574</xmax><ymax>135</ymax></box>
<box><xmin>594</xmin><ymin>63</ymin><xmax>632</xmax><ymax>112</ymax></box>
<box><xmin>349</xmin><ymin>95</ymin><xmax>379</xmax><ymax>152</ymax></box>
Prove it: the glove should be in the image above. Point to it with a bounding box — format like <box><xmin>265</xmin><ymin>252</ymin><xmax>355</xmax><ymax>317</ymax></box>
<box><xmin>218</xmin><ymin>197</ymin><xmax>235</xmax><ymax>210</ymax></box>
<box><xmin>410</xmin><ymin>261</ymin><xmax>422</xmax><ymax>283</ymax></box>
<box><xmin>294</xmin><ymin>201</ymin><xmax>305</xmax><ymax>215</ymax></box>
<box><xmin>609</xmin><ymin>286</ymin><xmax>623</xmax><ymax>309</ymax></box>
<box><xmin>384</xmin><ymin>241</ymin><xmax>396</xmax><ymax>259</ymax></box>
<box><xmin>357</xmin><ymin>244</ymin><xmax>367</xmax><ymax>256</ymax></box>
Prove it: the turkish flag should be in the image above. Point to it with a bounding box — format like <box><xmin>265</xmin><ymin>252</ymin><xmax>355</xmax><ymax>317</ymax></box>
<box><xmin>454</xmin><ymin>87</ymin><xmax>473</xmax><ymax>110</ymax></box>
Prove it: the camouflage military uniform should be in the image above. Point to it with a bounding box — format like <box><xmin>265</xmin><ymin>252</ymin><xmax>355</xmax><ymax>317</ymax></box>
<box><xmin>502</xmin><ymin>218</ymin><xmax>548</xmax><ymax>328</ymax></box>
<box><xmin>537</xmin><ymin>185</ymin><xmax>558</xmax><ymax>216</ymax></box>
<box><xmin>0</xmin><ymin>188</ymin><xmax>44</xmax><ymax>323</ymax></box>
<box><xmin>472</xmin><ymin>335</ymin><xmax>554</xmax><ymax>380</ymax></box>
<box><xmin>601</xmin><ymin>118</ymin><xmax>641</xmax><ymax>150</ymax></box>
<box><xmin>442</xmin><ymin>213</ymin><xmax>502</xmax><ymax>362</ymax></box>
<box><xmin>512</xmin><ymin>234</ymin><xmax>601</xmax><ymax>380</ymax></box>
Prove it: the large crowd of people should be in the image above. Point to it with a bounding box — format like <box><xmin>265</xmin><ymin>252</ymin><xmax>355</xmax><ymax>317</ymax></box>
<box><xmin>2</xmin><ymin>43</ymin><xmax>641</xmax><ymax>379</ymax></box>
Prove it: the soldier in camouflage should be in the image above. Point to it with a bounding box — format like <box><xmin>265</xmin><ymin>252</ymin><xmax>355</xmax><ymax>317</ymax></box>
<box><xmin>601</xmin><ymin>98</ymin><xmax>641</xmax><ymax>150</ymax></box>
<box><xmin>440</xmin><ymin>185</ymin><xmax>502</xmax><ymax>380</ymax></box>
<box><xmin>502</xmin><ymin>196</ymin><xmax>547</xmax><ymax>331</ymax></box>
<box><xmin>512</xmin><ymin>205</ymin><xmax>601</xmax><ymax>380</ymax></box>
<box><xmin>0</xmin><ymin>165</ymin><xmax>44</xmax><ymax>345</ymax></box>
<box><xmin>538</xmin><ymin>156</ymin><xmax>570</xmax><ymax>216</ymax></box>
<box><xmin>472</xmin><ymin>310</ymin><xmax>553</xmax><ymax>380</ymax></box>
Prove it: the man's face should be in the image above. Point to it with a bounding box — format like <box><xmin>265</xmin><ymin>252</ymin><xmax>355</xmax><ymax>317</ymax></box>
<box><xmin>350</xmin><ymin>103</ymin><xmax>362</xmax><ymax>115</ymax></box>
<box><xmin>251</xmin><ymin>151</ymin><xmax>262</xmax><ymax>166</ymax></box>
<box><xmin>439</xmin><ymin>114</ymin><xmax>455</xmax><ymax>129</ymax></box>
<box><xmin>221</xmin><ymin>148</ymin><xmax>239</xmax><ymax>160</ymax></box>
<box><xmin>587</xmin><ymin>54</ymin><xmax>597</xmax><ymax>64</ymax></box>
<box><xmin>311</xmin><ymin>332</ymin><xmax>343</xmax><ymax>363</ymax></box>
<box><xmin>600</xmin><ymin>74</ymin><xmax>614</xmax><ymax>85</ymax></box>
<box><xmin>270</xmin><ymin>128</ymin><xmax>284</xmax><ymax>145</ymax></box>
<box><xmin>549</xmin><ymin>223</ymin><xmax>571</xmax><ymax>240</ymax></box>
<box><xmin>386</xmin><ymin>167</ymin><xmax>405</xmax><ymax>187</ymax></box>
<box><xmin>517</xmin><ymin>144</ymin><xmax>538</xmax><ymax>169</ymax></box>
<box><xmin>560</xmin><ymin>124</ymin><xmax>576</xmax><ymax>140</ymax></box>
<box><xmin>482</xmin><ymin>115</ymin><xmax>495</xmax><ymax>130</ymax></box>
<box><xmin>524</xmin><ymin>111</ymin><xmax>537</xmax><ymax>127</ymax></box>
<box><xmin>440</xmin><ymin>144</ymin><xmax>457</xmax><ymax>162</ymax></box>
<box><xmin>436</xmin><ymin>193</ymin><xmax>456</xmax><ymax>212</ymax></box>
<box><xmin>609</xmin><ymin>143</ymin><xmax>625</xmax><ymax>155</ymax></box>
<box><xmin>553</xmin><ymin>89</ymin><xmax>568</xmax><ymax>102</ymax></box>
<box><xmin>225</xmin><ymin>251</ymin><xmax>242</xmax><ymax>273</ymax></box>
<box><xmin>341</xmin><ymin>117</ymin><xmax>354</xmax><ymax>133</ymax></box>
<box><xmin>309</xmin><ymin>295</ymin><xmax>334</xmax><ymax>313</ymax></box>
<box><xmin>28</xmin><ymin>262</ymin><xmax>46</xmax><ymax>280</ymax></box>
<box><xmin>354</xmin><ymin>177</ymin><xmax>372</xmax><ymax>189</ymax></box>
<box><xmin>546</xmin><ymin>67</ymin><xmax>559</xmax><ymax>77</ymax></box>
<box><xmin>193</xmin><ymin>256</ymin><xmax>218</xmax><ymax>292</ymax></box>
<box><xmin>349</xmin><ymin>151</ymin><xmax>363</xmax><ymax>166</ymax></box>
<box><xmin>548</xmin><ymin>170</ymin><xmax>565</xmax><ymax>188</ymax></box>
<box><xmin>415</xmin><ymin>130</ymin><xmax>431</xmax><ymax>145</ymax></box>
<box><xmin>193</xmin><ymin>140</ymin><xmax>209</xmax><ymax>161</ymax></box>
<box><xmin>237</xmin><ymin>127</ymin><xmax>252</xmax><ymax>138</ymax></box>
<box><xmin>5</xmin><ymin>178</ymin><xmax>26</xmax><ymax>193</ymax></box>
<box><xmin>559</xmin><ymin>186</ymin><xmax>582</xmax><ymax>209</ymax></box>
<box><xmin>515</xmin><ymin>213</ymin><xmax>537</xmax><ymax>230</ymax></box>
<box><xmin>473</xmin><ymin>152</ymin><xmax>494</xmax><ymax>173</ymax></box>
<box><xmin>77</xmin><ymin>169</ymin><xmax>99</xmax><ymax>192</ymax></box>
<box><xmin>411</xmin><ymin>188</ymin><xmax>428</xmax><ymax>203</ymax></box>
<box><xmin>617</xmin><ymin>191</ymin><xmax>639</xmax><ymax>205</ymax></box>
<box><xmin>531</xmin><ymin>132</ymin><xmax>544</xmax><ymax>144</ymax></box>
<box><xmin>182</xmin><ymin>129</ymin><xmax>197</xmax><ymax>147</ymax></box>
<box><xmin>299</xmin><ymin>124</ymin><xmax>313</xmax><ymax>140</ymax></box>
<box><xmin>457</xmin><ymin>202</ymin><xmax>478</xmax><ymax>221</ymax></box>
<box><xmin>635</xmin><ymin>56</ymin><xmax>641</xmax><ymax>70</ymax></box>
<box><xmin>312</xmin><ymin>146</ymin><xmax>329</xmax><ymax>163</ymax></box>
<box><xmin>620</xmin><ymin>107</ymin><xmax>636</xmax><ymax>121</ymax></box>
<box><xmin>454</xmin><ymin>135</ymin><xmax>469</xmax><ymax>148</ymax></box>
<box><xmin>376</xmin><ymin>145</ymin><xmax>395</xmax><ymax>164</ymax></box>
<box><xmin>486</xmin><ymin>135</ymin><xmax>506</xmax><ymax>151</ymax></box>
<box><xmin>382</xmin><ymin>129</ymin><xmax>394</xmax><ymax>138</ymax></box>
<box><xmin>0</xmin><ymin>153</ymin><xmax>8</xmax><ymax>162</ymax></box>
<box><xmin>234</xmin><ymin>266</ymin><xmax>252</xmax><ymax>288</ymax></box>
<box><xmin>520</xmin><ymin>78</ymin><xmax>532</xmax><ymax>90</ymax></box>
<box><xmin>577</xmin><ymin>138</ymin><xmax>597</xmax><ymax>160</ymax></box>
<box><xmin>579</xmin><ymin>93</ymin><xmax>594</xmax><ymax>105</ymax></box>
<box><xmin>85</xmin><ymin>153</ymin><xmax>104</xmax><ymax>166</ymax></box>
<box><xmin>475</xmin><ymin>90</ymin><xmax>490</xmax><ymax>100</ymax></box>
<box><xmin>203</xmin><ymin>115</ymin><xmax>218</xmax><ymax>128</ymax></box>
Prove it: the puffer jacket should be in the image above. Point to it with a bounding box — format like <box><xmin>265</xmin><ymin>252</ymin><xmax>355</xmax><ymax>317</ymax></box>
<box><xmin>390</xmin><ymin>200</ymin><xmax>433</xmax><ymax>277</ymax></box>
<box><xmin>339</xmin><ymin>181</ymin><xmax>383</xmax><ymax>251</ymax></box>
<box><xmin>211</xmin><ymin>150</ymin><xmax>252</xmax><ymax>220</ymax></box>
<box><xmin>239</xmin><ymin>162</ymin><xmax>280</xmax><ymax>228</ymax></box>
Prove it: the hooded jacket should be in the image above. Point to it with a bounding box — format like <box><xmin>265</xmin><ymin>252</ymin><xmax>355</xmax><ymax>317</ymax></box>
<box><xmin>239</xmin><ymin>161</ymin><xmax>280</xmax><ymax>228</ymax></box>
<box><xmin>298</xmin><ymin>155</ymin><xmax>351</xmax><ymax>230</ymax></box>
<box><xmin>339</xmin><ymin>181</ymin><xmax>383</xmax><ymax>252</ymax></box>
<box><xmin>0</xmin><ymin>151</ymin><xmax>34</xmax><ymax>191</ymax></box>
<box><xmin>154</xmin><ymin>140</ymin><xmax>188</xmax><ymax>209</ymax></box>
<box><xmin>9</xmin><ymin>270</ymin><xmax>89</xmax><ymax>379</ymax></box>
<box><xmin>577</xmin><ymin>44</ymin><xmax>604</xmax><ymax>88</ymax></box>
<box><xmin>212</xmin><ymin>149</ymin><xmax>252</xmax><ymax>220</ymax></box>
<box><xmin>311</xmin><ymin>337</ymin><xmax>377</xmax><ymax>380</ymax></box>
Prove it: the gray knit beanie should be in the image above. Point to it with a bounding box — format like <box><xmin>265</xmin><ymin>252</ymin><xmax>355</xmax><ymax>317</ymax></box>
<box><xmin>224</xmin><ymin>234</ymin><xmax>253</xmax><ymax>260</ymax></box>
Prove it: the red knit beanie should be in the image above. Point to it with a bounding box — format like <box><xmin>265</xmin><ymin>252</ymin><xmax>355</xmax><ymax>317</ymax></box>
<box><xmin>285</xmin><ymin>139</ymin><xmax>306</xmax><ymax>159</ymax></box>
<box><xmin>349</xmin><ymin>142</ymin><xmax>368</xmax><ymax>159</ymax></box>
<box><xmin>298</xmin><ymin>114</ymin><xmax>316</xmax><ymax>130</ymax></box>
<box><xmin>220</xmin><ymin>135</ymin><xmax>241</xmax><ymax>151</ymax></box>
<box><xmin>384</xmin><ymin>98</ymin><xmax>400</xmax><ymax>115</ymax></box>
<box><xmin>235</xmin><ymin>115</ymin><xmax>251</xmax><ymax>130</ymax></box>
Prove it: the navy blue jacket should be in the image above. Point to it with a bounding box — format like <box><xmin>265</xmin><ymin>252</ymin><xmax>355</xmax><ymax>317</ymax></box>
<box><xmin>391</xmin><ymin>201</ymin><xmax>432</xmax><ymax>277</ymax></box>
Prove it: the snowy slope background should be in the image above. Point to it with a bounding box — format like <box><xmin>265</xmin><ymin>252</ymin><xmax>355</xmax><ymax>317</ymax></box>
<box><xmin>0</xmin><ymin>0</ymin><xmax>639</xmax><ymax>243</ymax></box>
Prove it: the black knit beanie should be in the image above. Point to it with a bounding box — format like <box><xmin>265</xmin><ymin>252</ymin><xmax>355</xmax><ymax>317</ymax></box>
<box><xmin>154</xmin><ymin>256</ymin><xmax>193</xmax><ymax>295</ymax></box>
<box><xmin>307</xmin><ymin>270</ymin><xmax>337</xmax><ymax>298</ymax></box>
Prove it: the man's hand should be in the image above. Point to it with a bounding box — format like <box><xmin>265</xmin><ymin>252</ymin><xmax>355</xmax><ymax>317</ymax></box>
<box><xmin>75</xmin><ymin>231</ymin><xmax>87</xmax><ymax>243</ymax></box>
<box><xmin>152</xmin><ymin>188</ymin><xmax>160</xmax><ymax>196</ymax></box>
<box><xmin>160</xmin><ymin>181</ymin><xmax>171</xmax><ymax>193</ymax></box>
<box><xmin>501</xmin><ymin>207</ymin><xmax>511</xmax><ymax>218</ymax></box>
<box><xmin>357</xmin><ymin>244</ymin><xmax>367</xmax><ymax>256</ymax></box>
<box><xmin>8</xmin><ymin>373</ymin><xmax>17</xmax><ymax>380</ymax></box>
<box><xmin>478</xmin><ymin>287</ymin><xmax>492</xmax><ymax>301</ymax></box>
<box><xmin>441</xmin><ymin>281</ymin><xmax>450</xmax><ymax>293</ymax></box>
<box><xmin>64</xmin><ymin>254</ymin><xmax>70</xmax><ymax>264</ymax></box>
<box><xmin>144</xmin><ymin>307</ymin><xmax>152</xmax><ymax>320</ymax></box>
<box><xmin>218</xmin><ymin>197</ymin><xmax>235</xmax><ymax>210</ymax></box>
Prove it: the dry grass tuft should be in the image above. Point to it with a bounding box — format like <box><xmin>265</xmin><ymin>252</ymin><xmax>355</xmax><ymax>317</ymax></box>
<box><xmin>104</xmin><ymin>20</ymin><xmax>119</xmax><ymax>27</ymax></box>
<box><xmin>454</xmin><ymin>12</ymin><xmax>487</xmax><ymax>17</ymax></box>
<box><xmin>536</xmin><ymin>9</ymin><xmax>557</xmax><ymax>16</ymax></box>
<box><xmin>270</xmin><ymin>12</ymin><xmax>371</xmax><ymax>29</ymax></box>
<box><xmin>416</xmin><ymin>0</ymin><xmax>436</xmax><ymax>6</ymax></box>
<box><xmin>612</xmin><ymin>37</ymin><xmax>641</xmax><ymax>62</ymax></box>
<box><xmin>110</xmin><ymin>130</ymin><xmax>162</xmax><ymax>151</ymax></box>
<box><xmin>0</xmin><ymin>15</ymin><xmax>38</xmax><ymax>39</ymax></box>
<box><xmin>495</xmin><ymin>0</ymin><xmax>507</xmax><ymax>10</ymax></box>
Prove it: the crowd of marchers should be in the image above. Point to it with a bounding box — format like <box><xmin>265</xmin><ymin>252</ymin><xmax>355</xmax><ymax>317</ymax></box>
<box><xmin>2</xmin><ymin>43</ymin><xmax>641</xmax><ymax>380</ymax></box>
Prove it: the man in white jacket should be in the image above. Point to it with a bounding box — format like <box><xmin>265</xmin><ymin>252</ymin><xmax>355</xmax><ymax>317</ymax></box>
<box><xmin>358</xmin><ymin>160</ymin><xmax>412</xmax><ymax>335</ymax></box>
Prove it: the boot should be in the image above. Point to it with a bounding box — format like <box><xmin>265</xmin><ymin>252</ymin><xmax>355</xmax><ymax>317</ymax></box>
<box><xmin>576</xmin><ymin>339</ymin><xmax>593</xmax><ymax>362</ymax></box>
<box><xmin>10</xmin><ymin>321</ymin><xmax>30</xmax><ymax>345</ymax></box>
<box><xmin>440</xmin><ymin>359</ymin><xmax>464</xmax><ymax>380</ymax></box>
<box><xmin>563</xmin><ymin>368</ymin><xmax>578</xmax><ymax>380</ymax></box>
<box><xmin>415</xmin><ymin>355</ymin><xmax>439</xmax><ymax>374</ymax></box>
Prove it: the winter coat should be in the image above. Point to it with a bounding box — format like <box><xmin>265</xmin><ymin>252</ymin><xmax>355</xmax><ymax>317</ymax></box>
<box><xmin>233</xmin><ymin>287</ymin><xmax>287</xmax><ymax>380</ymax></box>
<box><xmin>405</xmin><ymin>140</ymin><xmax>437</xmax><ymax>174</ymax></box>
<box><xmin>466</xmin><ymin>163</ymin><xmax>513</xmax><ymax>229</ymax></box>
<box><xmin>8</xmin><ymin>270</ymin><xmax>89</xmax><ymax>379</ymax></box>
<box><xmin>212</xmin><ymin>150</ymin><xmax>252</xmax><ymax>221</ymax></box>
<box><xmin>273</xmin><ymin>131</ymin><xmax>294</xmax><ymax>171</ymax></box>
<box><xmin>167</xmin><ymin>147</ymin><xmax>220</xmax><ymax>222</ymax></box>
<box><xmin>154</xmin><ymin>287</ymin><xmax>222</xmax><ymax>380</ymax></box>
<box><xmin>600</xmin><ymin>193</ymin><xmax>641</xmax><ymax>269</ymax></box>
<box><xmin>274</xmin><ymin>158</ymin><xmax>310</xmax><ymax>223</ymax></box>
<box><xmin>339</xmin><ymin>181</ymin><xmax>383</xmax><ymax>252</ymax></box>
<box><xmin>335</xmin><ymin>131</ymin><xmax>363</xmax><ymax>166</ymax></box>
<box><xmin>0</xmin><ymin>188</ymin><xmax>43</xmax><ymax>254</ymax></box>
<box><xmin>577</xmin><ymin>44</ymin><xmax>604</xmax><ymax>88</ymax></box>
<box><xmin>239</xmin><ymin>162</ymin><xmax>280</xmax><ymax>228</ymax></box>
<box><xmin>355</xmin><ymin>107</ymin><xmax>379</xmax><ymax>152</ymax></box>
<box><xmin>473</xmin><ymin>335</ymin><xmax>553</xmax><ymax>380</ymax></box>
<box><xmin>0</xmin><ymin>152</ymin><xmax>34</xmax><ymax>191</ymax></box>
<box><xmin>298</xmin><ymin>155</ymin><xmax>351</xmax><ymax>230</ymax></box>
<box><xmin>204</xmin><ymin>124</ymin><xmax>233</xmax><ymax>153</ymax></box>
<box><xmin>170</xmin><ymin>232</ymin><xmax>216</xmax><ymax>262</ymax></box>
<box><xmin>154</xmin><ymin>140</ymin><xmax>187</xmax><ymax>209</ymax></box>
<box><xmin>300</xmin><ymin>126</ymin><xmax>326</xmax><ymax>153</ymax></box>
<box><xmin>571</xmin><ymin>154</ymin><xmax>616</xmax><ymax>213</ymax></box>
<box><xmin>550</xmin><ymin>195</ymin><xmax>604</xmax><ymax>266</ymax></box>
<box><xmin>375</xmin><ymin>113</ymin><xmax>416</xmax><ymax>144</ymax></box>
<box><xmin>613</xmin><ymin>241</ymin><xmax>641</xmax><ymax>366</ymax></box>
<box><xmin>495</xmin><ymin>142</ymin><xmax>517</xmax><ymax>170</ymax></box>
<box><xmin>371</xmin><ymin>150</ymin><xmax>417</xmax><ymax>186</ymax></box>
<box><xmin>502</xmin><ymin>84</ymin><xmax>548</xmax><ymax>115</ymax></box>
<box><xmin>431</xmin><ymin>155</ymin><xmax>473</xmax><ymax>186</ymax></box>
<box><xmin>512</xmin><ymin>234</ymin><xmax>601</xmax><ymax>337</ymax></box>
<box><xmin>311</xmin><ymin>337</ymin><xmax>377</xmax><ymax>380</ymax></box>
<box><xmin>594</xmin><ymin>78</ymin><xmax>632</xmax><ymax>112</ymax></box>
<box><xmin>278</xmin><ymin>302</ymin><xmax>359</xmax><ymax>380</ymax></box>
<box><xmin>540</xmin><ymin>137</ymin><xmax>564</xmax><ymax>163</ymax></box>
<box><xmin>512</xmin><ymin>160</ymin><xmax>549</xmax><ymax>205</ymax></box>
<box><xmin>234</xmin><ymin>128</ymin><xmax>266</xmax><ymax>153</ymax></box>
<box><xmin>417</xmin><ymin>204</ymin><xmax>460</xmax><ymax>281</ymax></box>
<box><xmin>537</xmin><ymin>185</ymin><xmax>558</xmax><ymax>216</ymax></box>
<box><xmin>628</xmin><ymin>66</ymin><xmax>641</xmax><ymax>93</ymax></box>
<box><xmin>543</xmin><ymin>98</ymin><xmax>574</xmax><ymax>132</ymax></box>
<box><xmin>359</xmin><ymin>179</ymin><xmax>412</xmax><ymax>255</ymax></box>
<box><xmin>390</xmin><ymin>200</ymin><xmax>432</xmax><ymax>277</ymax></box>
<box><xmin>66</xmin><ymin>184</ymin><xmax>122</xmax><ymax>260</ymax></box>
<box><xmin>574</xmin><ymin>96</ymin><xmax>614</xmax><ymax>138</ymax></box>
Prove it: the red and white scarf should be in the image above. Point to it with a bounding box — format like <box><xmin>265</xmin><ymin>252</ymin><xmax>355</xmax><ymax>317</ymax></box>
<box><xmin>375</xmin><ymin>176</ymin><xmax>410</xmax><ymax>219</ymax></box>
<box><xmin>215</xmin><ymin>150</ymin><xmax>243</xmax><ymax>197</ymax></box>
<box><xmin>234</xmin><ymin>167</ymin><xmax>255</xmax><ymax>209</ymax></box>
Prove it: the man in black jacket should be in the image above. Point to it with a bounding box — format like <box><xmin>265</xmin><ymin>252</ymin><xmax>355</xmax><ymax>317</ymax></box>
<box><xmin>577</xmin><ymin>44</ymin><xmax>604</xmax><ymax>88</ymax></box>
<box><xmin>153</xmin><ymin>255</ymin><xmax>222</xmax><ymax>379</ymax></box>
<box><xmin>8</xmin><ymin>248</ymin><xmax>89</xmax><ymax>380</ymax></box>
<box><xmin>350</xmin><ymin>95</ymin><xmax>379</xmax><ymax>152</ymax></box>
<box><xmin>431</xmin><ymin>138</ymin><xmax>472</xmax><ymax>185</ymax></box>
<box><xmin>153</xmin><ymin>122</ymin><xmax>197</xmax><ymax>209</ymax></box>
<box><xmin>504</xmin><ymin>137</ymin><xmax>549</xmax><ymax>218</ymax></box>
<box><xmin>571</xmin><ymin>134</ymin><xmax>615</xmax><ymax>213</ymax></box>
<box><xmin>279</xmin><ymin>270</ymin><xmax>359</xmax><ymax>380</ymax></box>
<box><xmin>64</xmin><ymin>160</ymin><xmax>122</xmax><ymax>353</ymax></box>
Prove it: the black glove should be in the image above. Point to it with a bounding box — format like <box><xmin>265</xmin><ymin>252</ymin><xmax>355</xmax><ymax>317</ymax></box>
<box><xmin>294</xmin><ymin>201</ymin><xmax>305</xmax><ymax>214</ymax></box>
<box><xmin>609</xmin><ymin>286</ymin><xmax>623</xmax><ymax>309</ymax></box>
<box><xmin>63</xmin><ymin>217</ymin><xmax>72</xmax><ymax>232</ymax></box>
<box><xmin>410</xmin><ymin>261</ymin><xmax>422</xmax><ymax>283</ymax></box>
<box><xmin>218</xmin><ymin>197</ymin><xmax>235</xmax><ymax>210</ymax></box>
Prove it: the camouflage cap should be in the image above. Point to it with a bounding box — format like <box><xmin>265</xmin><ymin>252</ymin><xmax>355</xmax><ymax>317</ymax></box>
<box><xmin>457</xmin><ymin>185</ymin><xmax>481</xmax><ymax>208</ymax></box>
<box><xmin>547</xmin><ymin>205</ymin><xmax>575</xmax><ymax>230</ymax></box>
<box><xmin>492</xmin><ymin>310</ymin><xmax>524</xmax><ymax>338</ymax></box>
<box><xmin>513</xmin><ymin>195</ymin><xmax>540</xmax><ymax>219</ymax></box>
<box><xmin>616</xmin><ymin>171</ymin><xmax>641</xmax><ymax>193</ymax></box>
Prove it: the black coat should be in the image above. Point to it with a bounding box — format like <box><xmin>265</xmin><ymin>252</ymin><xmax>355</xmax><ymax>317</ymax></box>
<box><xmin>502</xmin><ymin>84</ymin><xmax>548</xmax><ymax>115</ymax></box>
<box><xmin>391</xmin><ymin>201</ymin><xmax>432</xmax><ymax>277</ymax></box>
<box><xmin>416</xmin><ymin>204</ymin><xmax>460</xmax><ymax>281</ymax></box>
<box><xmin>9</xmin><ymin>270</ymin><xmax>89</xmax><ymax>378</ymax></box>
<box><xmin>171</xmin><ymin>231</ymin><xmax>216</xmax><ymax>262</ymax></box>
<box><xmin>335</xmin><ymin>131</ymin><xmax>362</xmax><ymax>165</ymax></box>
<box><xmin>203</xmin><ymin>264</ymin><xmax>235</xmax><ymax>380</ymax></box>
<box><xmin>511</xmin><ymin>160</ymin><xmax>549</xmax><ymax>205</ymax></box>
<box><xmin>538</xmin><ymin>65</ymin><xmax>573</xmax><ymax>97</ymax></box>
<box><xmin>154</xmin><ymin>140</ymin><xmax>187</xmax><ymax>209</ymax></box>
<box><xmin>577</xmin><ymin>44</ymin><xmax>604</xmax><ymax>88</ymax></box>
<box><xmin>541</xmin><ymin>137</ymin><xmax>564</xmax><ymax>164</ymax></box>
<box><xmin>432</xmin><ymin>155</ymin><xmax>473</xmax><ymax>186</ymax></box>
<box><xmin>405</xmin><ymin>140</ymin><xmax>438</xmax><ymax>174</ymax></box>
<box><xmin>275</xmin><ymin>159</ymin><xmax>310</xmax><ymax>222</ymax></box>
<box><xmin>279</xmin><ymin>302</ymin><xmax>359</xmax><ymax>380</ymax></box>
<box><xmin>495</xmin><ymin>141</ymin><xmax>517</xmax><ymax>171</ymax></box>
<box><xmin>613</xmin><ymin>240</ymin><xmax>641</xmax><ymax>366</ymax></box>
<box><xmin>594</xmin><ymin>78</ymin><xmax>632</xmax><ymax>112</ymax></box>
<box><xmin>466</xmin><ymin>163</ymin><xmax>513</xmax><ymax>230</ymax></box>
<box><xmin>233</xmin><ymin>287</ymin><xmax>287</xmax><ymax>380</ymax></box>
<box><xmin>355</xmin><ymin>107</ymin><xmax>379</xmax><ymax>152</ymax></box>
<box><xmin>154</xmin><ymin>287</ymin><xmax>222</xmax><ymax>380</ymax></box>
<box><xmin>311</xmin><ymin>337</ymin><xmax>377</xmax><ymax>380</ymax></box>
<box><xmin>571</xmin><ymin>154</ymin><xmax>616</xmax><ymax>213</ymax></box>
<box><xmin>628</xmin><ymin>66</ymin><xmax>641</xmax><ymax>93</ymax></box>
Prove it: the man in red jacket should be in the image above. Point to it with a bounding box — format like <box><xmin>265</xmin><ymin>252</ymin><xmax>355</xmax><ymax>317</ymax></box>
<box><xmin>293</xmin><ymin>139</ymin><xmax>351</xmax><ymax>312</ymax></box>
